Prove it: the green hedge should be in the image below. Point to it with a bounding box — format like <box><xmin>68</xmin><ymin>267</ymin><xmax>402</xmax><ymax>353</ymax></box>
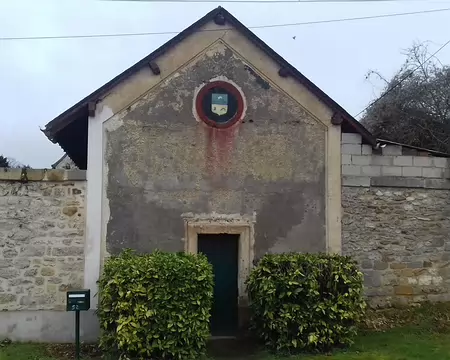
<box><xmin>97</xmin><ymin>250</ymin><xmax>214</xmax><ymax>360</ymax></box>
<box><xmin>246</xmin><ymin>253</ymin><xmax>365</xmax><ymax>352</ymax></box>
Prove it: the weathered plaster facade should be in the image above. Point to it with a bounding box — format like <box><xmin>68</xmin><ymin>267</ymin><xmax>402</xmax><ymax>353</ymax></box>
<box><xmin>94</xmin><ymin>31</ymin><xmax>342</xmax><ymax>310</ymax></box>
<box><xmin>77</xmin><ymin>21</ymin><xmax>343</xmax><ymax>307</ymax></box>
<box><xmin>105</xmin><ymin>42</ymin><xmax>328</xmax><ymax>255</ymax></box>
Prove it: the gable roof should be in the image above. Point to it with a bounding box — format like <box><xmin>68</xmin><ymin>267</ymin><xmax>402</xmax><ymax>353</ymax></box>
<box><xmin>43</xmin><ymin>6</ymin><xmax>376</xmax><ymax>169</ymax></box>
<box><xmin>51</xmin><ymin>154</ymin><xmax>69</xmax><ymax>169</ymax></box>
<box><xmin>51</xmin><ymin>154</ymin><xmax>77</xmax><ymax>169</ymax></box>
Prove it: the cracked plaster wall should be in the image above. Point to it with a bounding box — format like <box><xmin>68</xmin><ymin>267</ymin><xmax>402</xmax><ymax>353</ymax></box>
<box><xmin>103</xmin><ymin>42</ymin><xmax>327</xmax><ymax>258</ymax></box>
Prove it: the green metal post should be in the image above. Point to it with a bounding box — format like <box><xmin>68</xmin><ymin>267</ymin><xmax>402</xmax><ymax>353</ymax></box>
<box><xmin>75</xmin><ymin>310</ymin><xmax>80</xmax><ymax>360</ymax></box>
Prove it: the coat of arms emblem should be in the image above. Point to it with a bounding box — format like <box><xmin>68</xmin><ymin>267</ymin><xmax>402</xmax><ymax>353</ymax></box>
<box><xmin>211</xmin><ymin>93</ymin><xmax>228</xmax><ymax>116</ymax></box>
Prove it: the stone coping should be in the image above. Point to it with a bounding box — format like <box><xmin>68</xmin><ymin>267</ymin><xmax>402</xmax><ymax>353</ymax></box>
<box><xmin>0</xmin><ymin>168</ymin><xmax>86</xmax><ymax>182</ymax></box>
<box><xmin>343</xmin><ymin>175</ymin><xmax>450</xmax><ymax>190</ymax></box>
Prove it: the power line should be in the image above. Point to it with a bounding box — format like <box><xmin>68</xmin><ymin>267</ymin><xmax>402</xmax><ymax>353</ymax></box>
<box><xmin>354</xmin><ymin>38</ymin><xmax>450</xmax><ymax>118</ymax></box>
<box><xmin>103</xmin><ymin>0</ymin><xmax>447</xmax><ymax>3</ymax></box>
<box><xmin>1</xmin><ymin>7</ymin><xmax>449</xmax><ymax>41</ymax></box>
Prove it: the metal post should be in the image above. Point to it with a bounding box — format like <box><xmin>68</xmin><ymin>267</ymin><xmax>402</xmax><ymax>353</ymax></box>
<box><xmin>75</xmin><ymin>310</ymin><xmax>80</xmax><ymax>360</ymax></box>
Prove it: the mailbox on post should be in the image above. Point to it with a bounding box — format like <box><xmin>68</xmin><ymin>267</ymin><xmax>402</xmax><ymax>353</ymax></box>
<box><xmin>67</xmin><ymin>290</ymin><xmax>90</xmax><ymax>312</ymax></box>
<box><xmin>66</xmin><ymin>289</ymin><xmax>91</xmax><ymax>360</ymax></box>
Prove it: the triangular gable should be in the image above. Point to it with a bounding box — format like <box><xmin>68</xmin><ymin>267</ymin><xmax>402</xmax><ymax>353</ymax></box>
<box><xmin>43</xmin><ymin>6</ymin><xmax>375</xmax><ymax>169</ymax></box>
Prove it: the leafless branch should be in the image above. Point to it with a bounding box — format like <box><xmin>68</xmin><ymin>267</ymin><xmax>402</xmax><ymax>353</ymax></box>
<box><xmin>362</xmin><ymin>41</ymin><xmax>450</xmax><ymax>153</ymax></box>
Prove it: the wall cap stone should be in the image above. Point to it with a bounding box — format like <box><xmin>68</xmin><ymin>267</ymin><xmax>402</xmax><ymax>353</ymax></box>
<box><xmin>0</xmin><ymin>169</ymin><xmax>86</xmax><ymax>182</ymax></box>
<box><xmin>369</xmin><ymin>176</ymin><xmax>450</xmax><ymax>189</ymax></box>
<box><xmin>342</xmin><ymin>176</ymin><xmax>371</xmax><ymax>187</ymax></box>
<box><xmin>343</xmin><ymin>176</ymin><xmax>450</xmax><ymax>189</ymax></box>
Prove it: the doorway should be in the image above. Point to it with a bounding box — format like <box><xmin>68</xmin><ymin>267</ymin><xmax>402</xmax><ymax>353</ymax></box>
<box><xmin>198</xmin><ymin>233</ymin><xmax>239</xmax><ymax>336</ymax></box>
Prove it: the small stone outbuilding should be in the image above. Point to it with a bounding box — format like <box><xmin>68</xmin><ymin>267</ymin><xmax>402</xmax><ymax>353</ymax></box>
<box><xmin>44</xmin><ymin>6</ymin><xmax>363</xmax><ymax>336</ymax></box>
<box><xmin>0</xmin><ymin>6</ymin><xmax>448</xmax><ymax>342</ymax></box>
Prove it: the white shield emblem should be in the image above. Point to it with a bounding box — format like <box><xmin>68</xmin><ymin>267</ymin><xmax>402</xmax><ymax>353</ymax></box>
<box><xmin>211</xmin><ymin>93</ymin><xmax>228</xmax><ymax>116</ymax></box>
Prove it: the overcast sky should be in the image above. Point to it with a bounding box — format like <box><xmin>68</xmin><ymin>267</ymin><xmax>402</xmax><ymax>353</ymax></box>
<box><xmin>1</xmin><ymin>0</ymin><xmax>450</xmax><ymax>168</ymax></box>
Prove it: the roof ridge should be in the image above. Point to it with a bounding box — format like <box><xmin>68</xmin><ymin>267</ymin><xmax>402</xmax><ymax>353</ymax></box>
<box><xmin>42</xmin><ymin>6</ymin><xmax>375</xmax><ymax>169</ymax></box>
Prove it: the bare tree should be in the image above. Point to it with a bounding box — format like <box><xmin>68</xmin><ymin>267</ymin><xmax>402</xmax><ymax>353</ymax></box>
<box><xmin>0</xmin><ymin>156</ymin><xmax>30</xmax><ymax>169</ymax></box>
<box><xmin>361</xmin><ymin>42</ymin><xmax>450</xmax><ymax>153</ymax></box>
<box><xmin>0</xmin><ymin>156</ymin><xmax>9</xmax><ymax>168</ymax></box>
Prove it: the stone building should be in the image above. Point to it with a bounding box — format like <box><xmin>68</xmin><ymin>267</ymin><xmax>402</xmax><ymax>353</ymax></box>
<box><xmin>0</xmin><ymin>7</ymin><xmax>449</xmax><ymax>342</ymax></box>
<box><xmin>51</xmin><ymin>154</ymin><xmax>77</xmax><ymax>170</ymax></box>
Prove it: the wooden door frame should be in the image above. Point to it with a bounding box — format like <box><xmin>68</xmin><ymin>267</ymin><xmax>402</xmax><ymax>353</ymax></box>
<box><xmin>184</xmin><ymin>215</ymin><xmax>254</xmax><ymax>328</ymax></box>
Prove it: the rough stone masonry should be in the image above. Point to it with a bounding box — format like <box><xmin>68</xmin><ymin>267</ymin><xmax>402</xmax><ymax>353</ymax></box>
<box><xmin>0</xmin><ymin>169</ymin><xmax>86</xmax><ymax>311</ymax></box>
<box><xmin>0</xmin><ymin>145</ymin><xmax>449</xmax><ymax>313</ymax></box>
<box><xmin>0</xmin><ymin>134</ymin><xmax>449</xmax><ymax>341</ymax></box>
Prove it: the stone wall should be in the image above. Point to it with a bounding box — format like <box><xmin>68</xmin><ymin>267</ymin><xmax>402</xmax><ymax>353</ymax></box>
<box><xmin>0</xmin><ymin>169</ymin><xmax>86</xmax><ymax>311</ymax></box>
<box><xmin>0</xmin><ymin>134</ymin><xmax>448</xmax><ymax>341</ymax></box>
<box><xmin>341</xmin><ymin>133</ymin><xmax>450</xmax><ymax>307</ymax></box>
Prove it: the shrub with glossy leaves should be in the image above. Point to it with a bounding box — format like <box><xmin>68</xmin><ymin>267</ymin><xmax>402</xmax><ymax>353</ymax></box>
<box><xmin>97</xmin><ymin>250</ymin><xmax>214</xmax><ymax>360</ymax></box>
<box><xmin>247</xmin><ymin>253</ymin><xmax>365</xmax><ymax>353</ymax></box>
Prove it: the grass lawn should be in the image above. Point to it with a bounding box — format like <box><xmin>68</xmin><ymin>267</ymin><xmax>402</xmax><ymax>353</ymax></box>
<box><xmin>283</xmin><ymin>327</ymin><xmax>450</xmax><ymax>360</ymax></box>
<box><xmin>3</xmin><ymin>304</ymin><xmax>450</xmax><ymax>360</ymax></box>
<box><xmin>1</xmin><ymin>326</ymin><xmax>450</xmax><ymax>360</ymax></box>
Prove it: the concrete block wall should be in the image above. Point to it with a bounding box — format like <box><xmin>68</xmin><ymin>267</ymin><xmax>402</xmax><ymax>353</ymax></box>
<box><xmin>341</xmin><ymin>133</ymin><xmax>450</xmax><ymax>308</ymax></box>
<box><xmin>341</xmin><ymin>133</ymin><xmax>449</xmax><ymax>189</ymax></box>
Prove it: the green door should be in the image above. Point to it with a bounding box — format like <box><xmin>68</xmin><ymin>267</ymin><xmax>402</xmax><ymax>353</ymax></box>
<box><xmin>198</xmin><ymin>234</ymin><xmax>239</xmax><ymax>336</ymax></box>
